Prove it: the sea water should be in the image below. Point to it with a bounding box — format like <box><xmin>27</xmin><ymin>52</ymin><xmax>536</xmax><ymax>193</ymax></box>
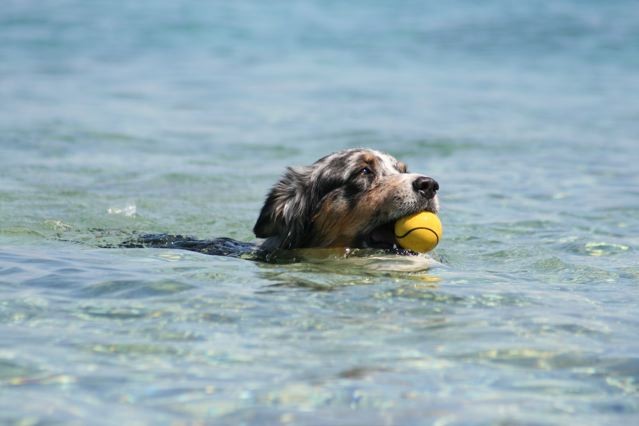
<box><xmin>1</xmin><ymin>0</ymin><xmax>638</xmax><ymax>423</ymax></box>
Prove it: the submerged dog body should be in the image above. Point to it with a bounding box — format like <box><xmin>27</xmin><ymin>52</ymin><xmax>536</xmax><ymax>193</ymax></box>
<box><xmin>254</xmin><ymin>148</ymin><xmax>439</xmax><ymax>251</ymax></box>
<box><xmin>122</xmin><ymin>148</ymin><xmax>439</xmax><ymax>261</ymax></box>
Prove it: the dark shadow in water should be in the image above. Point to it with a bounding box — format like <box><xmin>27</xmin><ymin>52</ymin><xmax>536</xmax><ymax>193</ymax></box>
<box><xmin>115</xmin><ymin>233</ymin><xmax>423</xmax><ymax>264</ymax></box>
<box><xmin>67</xmin><ymin>230</ymin><xmax>443</xmax><ymax>292</ymax></box>
<box><xmin>119</xmin><ymin>233</ymin><xmax>260</xmax><ymax>258</ymax></box>
<box><xmin>116</xmin><ymin>233</ymin><xmax>442</xmax><ymax>290</ymax></box>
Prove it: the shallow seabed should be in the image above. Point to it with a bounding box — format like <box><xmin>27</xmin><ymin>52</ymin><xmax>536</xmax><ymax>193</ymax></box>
<box><xmin>1</xmin><ymin>0</ymin><xmax>638</xmax><ymax>424</ymax></box>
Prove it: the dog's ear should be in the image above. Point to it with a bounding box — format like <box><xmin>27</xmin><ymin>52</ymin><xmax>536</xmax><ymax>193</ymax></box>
<box><xmin>253</xmin><ymin>166</ymin><xmax>313</xmax><ymax>248</ymax></box>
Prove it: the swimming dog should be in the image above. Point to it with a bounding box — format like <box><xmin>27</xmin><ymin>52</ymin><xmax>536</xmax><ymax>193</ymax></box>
<box><xmin>254</xmin><ymin>148</ymin><xmax>439</xmax><ymax>251</ymax></box>
<box><xmin>123</xmin><ymin>148</ymin><xmax>439</xmax><ymax>258</ymax></box>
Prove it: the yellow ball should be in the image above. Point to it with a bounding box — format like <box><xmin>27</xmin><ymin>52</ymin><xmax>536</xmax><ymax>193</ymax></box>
<box><xmin>394</xmin><ymin>212</ymin><xmax>443</xmax><ymax>253</ymax></box>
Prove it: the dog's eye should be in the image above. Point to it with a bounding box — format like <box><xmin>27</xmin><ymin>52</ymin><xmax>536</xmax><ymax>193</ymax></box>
<box><xmin>360</xmin><ymin>167</ymin><xmax>372</xmax><ymax>175</ymax></box>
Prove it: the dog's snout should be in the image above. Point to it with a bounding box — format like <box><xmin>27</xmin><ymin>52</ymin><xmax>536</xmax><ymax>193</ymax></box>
<box><xmin>413</xmin><ymin>176</ymin><xmax>439</xmax><ymax>198</ymax></box>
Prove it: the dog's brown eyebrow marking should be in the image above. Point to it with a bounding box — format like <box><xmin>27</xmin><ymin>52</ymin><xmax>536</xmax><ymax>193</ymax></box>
<box><xmin>358</xmin><ymin>153</ymin><xmax>379</xmax><ymax>171</ymax></box>
<box><xmin>397</xmin><ymin>161</ymin><xmax>408</xmax><ymax>173</ymax></box>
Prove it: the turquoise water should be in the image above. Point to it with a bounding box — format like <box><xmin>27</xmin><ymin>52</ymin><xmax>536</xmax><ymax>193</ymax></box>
<box><xmin>2</xmin><ymin>0</ymin><xmax>639</xmax><ymax>423</ymax></box>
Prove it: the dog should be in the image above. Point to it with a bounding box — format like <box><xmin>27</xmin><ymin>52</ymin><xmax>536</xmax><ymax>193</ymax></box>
<box><xmin>123</xmin><ymin>148</ymin><xmax>439</xmax><ymax>259</ymax></box>
<box><xmin>254</xmin><ymin>148</ymin><xmax>439</xmax><ymax>251</ymax></box>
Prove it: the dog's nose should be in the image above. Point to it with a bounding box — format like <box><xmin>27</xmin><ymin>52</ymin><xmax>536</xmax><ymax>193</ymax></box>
<box><xmin>413</xmin><ymin>176</ymin><xmax>439</xmax><ymax>198</ymax></box>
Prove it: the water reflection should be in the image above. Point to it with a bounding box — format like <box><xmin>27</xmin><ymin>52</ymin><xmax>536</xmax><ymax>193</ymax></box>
<box><xmin>254</xmin><ymin>248</ymin><xmax>442</xmax><ymax>292</ymax></box>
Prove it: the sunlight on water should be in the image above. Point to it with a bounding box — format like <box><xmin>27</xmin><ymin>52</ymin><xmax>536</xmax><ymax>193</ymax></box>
<box><xmin>1</xmin><ymin>0</ymin><xmax>639</xmax><ymax>424</ymax></box>
<box><xmin>107</xmin><ymin>204</ymin><xmax>137</xmax><ymax>217</ymax></box>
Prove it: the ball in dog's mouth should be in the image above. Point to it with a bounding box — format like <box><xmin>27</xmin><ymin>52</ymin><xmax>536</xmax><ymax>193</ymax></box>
<box><xmin>362</xmin><ymin>205</ymin><xmax>439</xmax><ymax>250</ymax></box>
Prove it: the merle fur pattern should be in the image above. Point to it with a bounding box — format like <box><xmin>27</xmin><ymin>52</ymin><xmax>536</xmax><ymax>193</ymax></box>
<box><xmin>253</xmin><ymin>148</ymin><xmax>439</xmax><ymax>250</ymax></box>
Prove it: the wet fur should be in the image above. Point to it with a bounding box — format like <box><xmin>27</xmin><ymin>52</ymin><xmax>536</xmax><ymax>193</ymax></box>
<box><xmin>123</xmin><ymin>148</ymin><xmax>439</xmax><ymax>258</ymax></box>
<box><xmin>254</xmin><ymin>148</ymin><xmax>439</xmax><ymax>250</ymax></box>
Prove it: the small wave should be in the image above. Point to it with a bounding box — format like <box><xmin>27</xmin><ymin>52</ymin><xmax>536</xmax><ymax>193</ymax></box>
<box><xmin>107</xmin><ymin>204</ymin><xmax>137</xmax><ymax>217</ymax></box>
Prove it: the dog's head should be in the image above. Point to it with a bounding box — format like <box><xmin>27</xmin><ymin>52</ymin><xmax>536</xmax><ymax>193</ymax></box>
<box><xmin>253</xmin><ymin>148</ymin><xmax>439</xmax><ymax>250</ymax></box>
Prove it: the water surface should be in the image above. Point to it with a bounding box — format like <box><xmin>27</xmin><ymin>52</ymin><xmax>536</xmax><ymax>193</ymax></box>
<box><xmin>1</xmin><ymin>0</ymin><xmax>638</xmax><ymax>424</ymax></box>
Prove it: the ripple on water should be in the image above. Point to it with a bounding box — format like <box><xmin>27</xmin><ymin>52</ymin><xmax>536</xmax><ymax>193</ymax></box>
<box><xmin>0</xmin><ymin>358</ymin><xmax>41</xmax><ymax>382</ymax></box>
<box><xmin>454</xmin><ymin>347</ymin><xmax>622</xmax><ymax>373</ymax></box>
<box><xmin>72</xmin><ymin>279</ymin><xmax>195</xmax><ymax>299</ymax></box>
<box><xmin>559</xmin><ymin>239</ymin><xmax>631</xmax><ymax>257</ymax></box>
<box><xmin>76</xmin><ymin>304</ymin><xmax>149</xmax><ymax>320</ymax></box>
<box><xmin>582</xmin><ymin>242</ymin><xmax>631</xmax><ymax>257</ymax></box>
<box><xmin>530</xmin><ymin>256</ymin><xmax>620</xmax><ymax>285</ymax></box>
